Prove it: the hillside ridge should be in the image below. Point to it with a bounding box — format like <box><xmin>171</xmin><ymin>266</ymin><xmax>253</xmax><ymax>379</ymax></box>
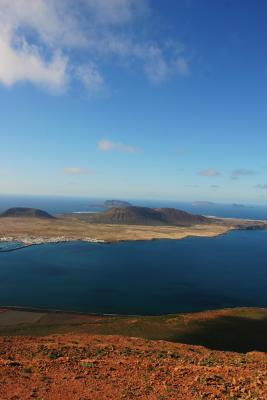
<box><xmin>86</xmin><ymin>205</ymin><xmax>210</xmax><ymax>226</ymax></box>
<box><xmin>1</xmin><ymin>207</ymin><xmax>54</xmax><ymax>219</ymax></box>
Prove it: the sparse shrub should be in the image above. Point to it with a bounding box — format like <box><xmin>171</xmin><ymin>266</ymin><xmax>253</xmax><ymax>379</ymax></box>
<box><xmin>80</xmin><ymin>361</ymin><xmax>95</xmax><ymax>367</ymax></box>
<box><xmin>23</xmin><ymin>367</ymin><xmax>32</xmax><ymax>374</ymax></box>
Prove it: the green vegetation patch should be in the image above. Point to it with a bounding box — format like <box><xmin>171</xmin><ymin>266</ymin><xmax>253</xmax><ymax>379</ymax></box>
<box><xmin>0</xmin><ymin>308</ymin><xmax>266</xmax><ymax>353</ymax></box>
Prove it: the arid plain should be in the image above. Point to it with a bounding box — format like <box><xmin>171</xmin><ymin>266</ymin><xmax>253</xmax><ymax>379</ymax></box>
<box><xmin>1</xmin><ymin>214</ymin><xmax>266</xmax><ymax>245</ymax></box>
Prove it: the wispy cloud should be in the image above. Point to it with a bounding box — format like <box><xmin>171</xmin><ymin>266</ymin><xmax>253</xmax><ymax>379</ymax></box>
<box><xmin>255</xmin><ymin>183</ymin><xmax>267</xmax><ymax>189</ymax></box>
<box><xmin>143</xmin><ymin>44</ymin><xmax>188</xmax><ymax>83</ymax></box>
<box><xmin>199</xmin><ymin>168</ymin><xmax>221</xmax><ymax>177</ymax></box>
<box><xmin>97</xmin><ymin>139</ymin><xmax>138</xmax><ymax>153</ymax></box>
<box><xmin>0</xmin><ymin>38</ymin><xmax>68</xmax><ymax>92</ymax></box>
<box><xmin>0</xmin><ymin>0</ymin><xmax>72</xmax><ymax>92</ymax></box>
<box><xmin>75</xmin><ymin>63</ymin><xmax>105</xmax><ymax>94</ymax></box>
<box><xmin>210</xmin><ymin>184</ymin><xmax>220</xmax><ymax>188</ymax></box>
<box><xmin>231</xmin><ymin>168</ymin><xmax>257</xmax><ymax>180</ymax></box>
<box><xmin>62</xmin><ymin>167</ymin><xmax>95</xmax><ymax>175</ymax></box>
<box><xmin>84</xmin><ymin>0</ymin><xmax>149</xmax><ymax>25</ymax></box>
<box><xmin>0</xmin><ymin>0</ymin><xmax>189</xmax><ymax>93</ymax></box>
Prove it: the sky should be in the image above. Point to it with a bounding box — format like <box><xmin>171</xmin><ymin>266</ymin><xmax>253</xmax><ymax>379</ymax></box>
<box><xmin>0</xmin><ymin>0</ymin><xmax>267</xmax><ymax>204</ymax></box>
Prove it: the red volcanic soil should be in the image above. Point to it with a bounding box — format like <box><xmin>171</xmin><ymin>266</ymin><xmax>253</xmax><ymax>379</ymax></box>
<box><xmin>0</xmin><ymin>334</ymin><xmax>266</xmax><ymax>400</ymax></box>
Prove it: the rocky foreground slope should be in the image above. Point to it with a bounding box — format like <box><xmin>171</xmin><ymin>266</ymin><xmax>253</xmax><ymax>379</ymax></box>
<box><xmin>0</xmin><ymin>308</ymin><xmax>266</xmax><ymax>399</ymax></box>
<box><xmin>0</xmin><ymin>333</ymin><xmax>266</xmax><ymax>400</ymax></box>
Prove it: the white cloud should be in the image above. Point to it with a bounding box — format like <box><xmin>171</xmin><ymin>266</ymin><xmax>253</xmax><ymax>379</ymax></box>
<box><xmin>0</xmin><ymin>0</ymin><xmax>189</xmax><ymax>93</ymax></box>
<box><xmin>0</xmin><ymin>0</ymin><xmax>74</xmax><ymax>91</ymax></box>
<box><xmin>210</xmin><ymin>184</ymin><xmax>220</xmax><ymax>188</ymax></box>
<box><xmin>97</xmin><ymin>139</ymin><xmax>138</xmax><ymax>153</ymax></box>
<box><xmin>255</xmin><ymin>183</ymin><xmax>267</xmax><ymax>189</ymax></box>
<box><xmin>0</xmin><ymin>0</ymin><xmax>86</xmax><ymax>47</ymax></box>
<box><xmin>142</xmin><ymin>45</ymin><xmax>189</xmax><ymax>83</ymax></box>
<box><xmin>185</xmin><ymin>184</ymin><xmax>199</xmax><ymax>188</ymax></box>
<box><xmin>0</xmin><ymin>34</ymin><xmax>67</xmax><ymax>91</ymax></box>
<box><xmin>231</xmin><ymin>168</ymin><xmax>257</xmax><ymax>179</ymax></box>
<box><xmin>84</xmin><ymin>0</ymin><xmax>148</xmax><ymax>25</ymax></box>
<box><xmin>199</xmin><ymin>168</ymin><xmax>221</xmax><ymax>177</ymax></box>
<box><xmin>144</xmin><ymin>45</ymin><xmax>169</xmax><ymax>83</ymax></box>
<box><xmin>75</xmin><ymin>63</ymin><xmax>105</xmax><ymax>93</ymax></box>
<box><xmin>62</xmin><ymin>167</ymin><xmax>95</xmax><ymax>175</ymax></box>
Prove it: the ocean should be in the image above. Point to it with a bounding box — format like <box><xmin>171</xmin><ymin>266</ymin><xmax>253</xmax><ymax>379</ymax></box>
<box><xmin>1</xmin><ymin>194</ymin><xmax>267</xmax><ymax>219</ymax></box>
<box><xmin>0</xmin><ymin>230</ymin><xmax>266</xmax><ymax>315</ymax></box>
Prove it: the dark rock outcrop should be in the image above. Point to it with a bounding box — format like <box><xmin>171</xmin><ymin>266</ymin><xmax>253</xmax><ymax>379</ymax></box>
<box><xmin>1</xmin><ymin>207</ymin><xmax>55</xmax><ymax>219</ymax></box>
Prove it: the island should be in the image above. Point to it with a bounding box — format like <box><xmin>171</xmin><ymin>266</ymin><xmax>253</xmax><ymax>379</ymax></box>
<box><xmin>103</xmin><ymin>199</ymin><xmax>132</xmax><ymax>208</ymax></box>
<box><xmin>0</xmin><ymin>207</ymin><xmax>55</xmax><ymax>219</ymax></box>
<box><xmin>0</xmin><ymin>205</ymin><xmax>266</xmax><ymax>246</ymax></box>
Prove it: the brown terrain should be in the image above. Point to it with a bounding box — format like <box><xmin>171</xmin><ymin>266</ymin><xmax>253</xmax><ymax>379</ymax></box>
<box><xmin>83</xmin><ymin>206</ymin><xmax>210</xmax><ymax>226</ymax></box>
<box><xmin>0</xmin><ymin>215</ymin><xmax>231</xmax><ymax>243</ymax></box>
<box><xmin>0</xmin><ymin>206</ymin><xmax>266</xmax><ymax>244</ymax></box>
<box><xmin>0</xmin><ymin>308</ymin><xmax>266</xmax><ymax>399</ymax></box>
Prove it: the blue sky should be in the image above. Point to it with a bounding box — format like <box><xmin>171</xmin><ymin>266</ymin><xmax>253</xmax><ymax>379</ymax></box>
<box><xmin>0</xmin><ymin>0</ymin><xmax>267</xmax><ymax>203</ymax></box>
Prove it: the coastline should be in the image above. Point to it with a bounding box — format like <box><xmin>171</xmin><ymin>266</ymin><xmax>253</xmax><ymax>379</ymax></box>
<box><xmin>0</xmin><ymin>236</ymin><xmax>106</xmax><ymax>249</ymax></box>
<box><xmin>0</xmin><ymin>243</ymin><xmax>32</xmax><ymax>252</ymax></box>
<box><xmin>0</xmin><ymin>304</ymin><xmax>266</xmax><ymax>318</ymax></box>
<box><xmin>0</xmin><ymin>214</ymin><xmax>266</xmax><ymax>251</ymax></box>
<box><xmin>0</xmin><ymin>217</ymin><xmax>235</xmax><ymax>247</ymax></box>
<box><xmin>0</xmin><ymin>228</ymin><xmax>231</xmax><ymax>250</ymax></box>
<box><xmin>0</xmin><ymin>224</ymin><xmax>266</xmax><ymax>250</ymax></box>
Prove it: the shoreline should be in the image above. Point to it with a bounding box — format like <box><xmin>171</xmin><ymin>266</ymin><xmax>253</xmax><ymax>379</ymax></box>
<box><xmin>0</xmin><ymin>304</ymin><xmax>266</xmax><ymax>318</ymax></box>
<box><xmin>0</xmin><ymin>244</ymin><xmax>32</xmax><ymax>252</ymax></box>
<box><xmin>1</xmin><ymin>224</ymin><xmax>267</xmax><ymax>251</ymax></box>
<box><xmin>1</xmin><ymin>214</ymin><xmax>267</xmax><ymax>246</ymax></box>
<box><xmin>0</xmin><ymin>226</ymin><xmax>235</xmax><ymax>249</ymax></box>
<box><xmin>0</xmin><ymin>231</ymin><xmax>228</xmax><ymax>251</ymax></box>
<box><xmin>0</xmin><ymin>236</ymin><xmax>107</xmax><ymax>251</ymax></box>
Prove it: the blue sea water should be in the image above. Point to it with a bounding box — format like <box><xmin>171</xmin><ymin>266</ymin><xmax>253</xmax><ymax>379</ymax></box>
<box><xmin>0</xmin><ymin>242</ymin><xmax>24</xmax><ymax>252</ymax></box>
<box><xmin>1</xmin><ymin>194</ymin><xmax>267</xmax><ymax>219</ymax></box>
<box><xmin>0</xmin><ymin>230</ymin><xmax>266</xmax><ymax>315</ymax></box>
<box><xmin>0</xmin><ymin>194</ymin><xmax>105</xmax><ymax>214</ymax></box>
